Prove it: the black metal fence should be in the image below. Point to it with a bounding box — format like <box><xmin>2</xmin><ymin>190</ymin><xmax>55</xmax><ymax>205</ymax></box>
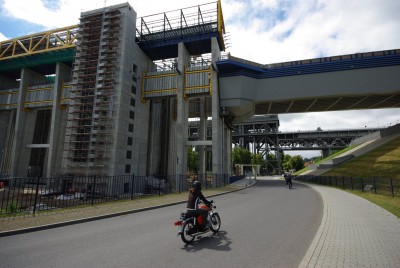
<box><xmin>0</xmin><ymin>173</ymin><xmax>230</xmax><ymax>216</ymax></box>
<box><xmin>295</xmin><ymin>175</ymin><xmax>400</xmax><ymax>197</ymax></box>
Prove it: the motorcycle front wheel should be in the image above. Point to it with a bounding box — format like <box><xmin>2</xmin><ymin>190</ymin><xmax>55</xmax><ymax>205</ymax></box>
<box><xmin>181</xmin><ymin>221</ymin><xmax>196</xmax><ymax>244</ymax></box>
<box><xmin>209</xmin><ymin>213</ymin><xmax>221</xmax><ymax>233</ymax></box>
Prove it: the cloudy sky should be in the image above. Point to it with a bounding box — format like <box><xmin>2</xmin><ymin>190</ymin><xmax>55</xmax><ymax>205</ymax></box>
<box><xmin>1</xmin><ymin>0</ymin><xmax>399</xmax><ymax>157</ymax></box>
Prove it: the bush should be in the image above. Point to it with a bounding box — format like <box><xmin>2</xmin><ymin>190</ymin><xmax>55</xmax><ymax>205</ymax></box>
<box><xmin>7</xmin><ymin>202</ymin><xmax>18</xmax><ymax>213</ymax></box>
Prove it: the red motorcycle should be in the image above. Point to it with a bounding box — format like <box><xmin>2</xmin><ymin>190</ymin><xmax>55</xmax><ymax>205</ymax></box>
<box><xmin>174</xmin><ymin>201</ymin><xmax>221</xmax><ymax>244</ymax></box>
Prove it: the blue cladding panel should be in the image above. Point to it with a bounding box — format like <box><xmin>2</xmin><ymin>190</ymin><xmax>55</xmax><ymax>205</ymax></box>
<box><xmin>216</xmin><ymin>51</ymin><xmax>400</xmax><ymax>79</ymax></box>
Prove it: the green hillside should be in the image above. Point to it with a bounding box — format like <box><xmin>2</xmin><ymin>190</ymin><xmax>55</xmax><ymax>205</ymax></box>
<box><xmin>322</xmin><ymin>136</ymin><xmax>400</xmax><ymax>179</ymax></box>
<box><xmin>312</xmin><ymin>135</ymin><xmax>400</xmax><ymax>217</ymax></box>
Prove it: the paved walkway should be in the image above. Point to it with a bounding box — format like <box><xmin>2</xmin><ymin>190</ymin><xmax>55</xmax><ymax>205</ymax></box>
<box><xmin>299</xmin><ymin>183</ymin><xmax>400</xmax><ymax>268</ymax></box>
<box><xmin>1</xmin><ymin>178</ymin><xmax>399</xmax><ymax>268</ymax></box>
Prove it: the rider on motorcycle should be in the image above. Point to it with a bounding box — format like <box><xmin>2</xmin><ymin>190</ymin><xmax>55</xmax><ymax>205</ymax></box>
<box><xmin>284</xmin><ymin>173</ymin><xmax>293</xmax><ymax>188</ymax></box>
<box><xmin>187</xmin><ymin>180</ymin><xmax>212</xmax><ymax>231</ymax></box>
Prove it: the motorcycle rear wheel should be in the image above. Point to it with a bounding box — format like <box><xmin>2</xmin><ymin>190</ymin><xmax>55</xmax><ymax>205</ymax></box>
<box><xmin>181</xmin><ymin>221</ymin><xmax>196</xmax><ymax>244</ymax></box>
<box><xmin>209</xmin><ymin>214</ymin><xmax>221</xmax><ymax>233</ymax></box>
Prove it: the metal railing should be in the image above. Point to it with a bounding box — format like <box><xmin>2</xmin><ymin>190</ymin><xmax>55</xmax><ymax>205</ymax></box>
<box><xmin>296</xmin><ymin>175</ymin><xmax>400</xmax><ymax>197</ymax></box>
<box><xmin>0</xmin><ymin>173</ymin><xmax>230</xmax><ymax>216</ymax></box>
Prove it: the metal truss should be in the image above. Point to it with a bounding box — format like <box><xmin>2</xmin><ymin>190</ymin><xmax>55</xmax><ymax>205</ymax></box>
<box><xmin>0</xmin><ymin>25</ymin><xmax>79</xmax><ymax>61</ymax></box>
<box><xmin>232</xmin><ymin>129</ymin><xmax>381</xmax><ymax>157</ymax></box>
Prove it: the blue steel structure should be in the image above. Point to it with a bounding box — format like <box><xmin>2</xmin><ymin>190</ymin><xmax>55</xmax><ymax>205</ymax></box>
<box><xmin>136</xmin><ymin>2</ymin><xmax>225</xmax><ymax>60</ymax></box>
<box><xmin>216</xmin><ymin>50</ymin><xmax>400</xmax><ymax>79</ymax></box>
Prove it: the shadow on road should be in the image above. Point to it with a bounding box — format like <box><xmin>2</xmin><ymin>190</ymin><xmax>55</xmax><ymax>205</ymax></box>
<box><xmin>181</xmin><ymin>230</ymin><xmax>232</xmax><ymax>252</ymax></box>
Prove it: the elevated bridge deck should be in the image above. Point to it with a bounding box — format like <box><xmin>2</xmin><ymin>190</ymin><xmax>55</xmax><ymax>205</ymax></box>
<box><xmin>216</xmin><ymin>49</ymin><xmax>400</xmax><ymax>121</ymax></box>
<box><xmin>188</xmin><ymin>116</ymin><xmax>381</xmax><ymax>154</ymax></box>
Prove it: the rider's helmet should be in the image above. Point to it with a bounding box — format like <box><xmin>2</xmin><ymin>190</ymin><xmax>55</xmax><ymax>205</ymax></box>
<box><xmin>193</xmin><ymin>180</ymin><xmax>202</xmax><ymax>191</ymax></box>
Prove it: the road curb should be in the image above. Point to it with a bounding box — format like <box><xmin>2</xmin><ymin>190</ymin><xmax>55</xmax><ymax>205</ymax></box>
<box><xmin>297</xmin><ymin>182</ymin><xmax>329</xmax><ymax>268</ymax></box>
<box><xmin>0</xmin><ymin>181</ymin><xmax>257</xmax><ymax>237</ymax></box>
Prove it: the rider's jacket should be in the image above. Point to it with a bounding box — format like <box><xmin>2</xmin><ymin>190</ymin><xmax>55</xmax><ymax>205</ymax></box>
<box><xmin>186</xmin><ymin>189</ymin><xmax>210</xmax><ymax>209</ymax></box>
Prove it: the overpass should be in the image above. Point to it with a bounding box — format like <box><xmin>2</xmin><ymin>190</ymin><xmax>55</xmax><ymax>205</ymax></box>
<box><xmin>0</xmin><ymin>1</ymin><xmax>399</xmax><ymax>182</ymax></box>
<box><xmin>189</xmin><ymin>115</ymin><xmax>382</xmax><ymax>158</ymax></box>
<box><xmin>216</xmin><ymin>51</ymin><xmax>400</xmax><ymax>122</ymax></box>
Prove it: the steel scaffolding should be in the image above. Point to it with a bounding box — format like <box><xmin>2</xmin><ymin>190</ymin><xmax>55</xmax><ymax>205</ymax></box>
<box><xmin>62</xmin><ymin>9</ymin><xmax>121</xmax><ymax>176</ymax></box>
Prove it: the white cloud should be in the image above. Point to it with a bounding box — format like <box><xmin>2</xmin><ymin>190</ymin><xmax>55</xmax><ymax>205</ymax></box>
<box><xmin>278</xmin><ymin>109</ymin><xmax>400</xmax><ymax>132</ymax></box>
<box><xmin>2</xmin><ymin>0</ymin><xmax>108</xmax><ymax>28</ymax></box>
<box><xmin>0</xmin><ymin>32</ymin><xmax>8</xmax><ymax>42</ymax></box>
<box><xmin>225</xmin><ymin>0</ymin><xmax>400</xmax><ymax>63</ymax></box>
<box><xmin>252</xmin><ymin>0</ymin><xmax>280</xmax><ymax>9</ymax></box>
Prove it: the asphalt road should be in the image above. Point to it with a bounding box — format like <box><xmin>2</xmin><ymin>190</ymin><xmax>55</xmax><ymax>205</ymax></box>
<box><xmin>0</xmin><ymin>178</ymin><xmax>323</xmax><ymax>268</ymax></box>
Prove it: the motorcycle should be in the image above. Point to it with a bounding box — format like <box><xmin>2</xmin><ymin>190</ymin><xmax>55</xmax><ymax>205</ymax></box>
<box><xmin>286</xmin><ymin>179</ymin><xmax>293</xmax><ymax>189</ymax></box>
<box><xmin>284</xmin><ymin>174</ymin><xmax>293</xmax><ymax>189</ymax></box>
<box><xmin>174</xmin><ymin>200</ymin><xmax>221</xmax><ymax>244</ymax></box>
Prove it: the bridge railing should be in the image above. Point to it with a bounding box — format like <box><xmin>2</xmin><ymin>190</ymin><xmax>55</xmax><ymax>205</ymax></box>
<box><xmin>0</xmin><ymin>81</ymin><xmax>73</xmax><ymax>110</ymax></box>
<box><xmin>136</xmin><ymin>2</ymin><xmax>220</xmax><ymax>41</ymax></box>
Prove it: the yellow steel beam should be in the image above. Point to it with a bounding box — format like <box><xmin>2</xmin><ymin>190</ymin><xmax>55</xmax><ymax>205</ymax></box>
<box><xmin>217</xmin><ymin>0</ymin><xmax>226</xmax><ymax>50</ymax></box>
<box><xmin>143</xmin><ymin>73</ymin><xmax>178</xmax><ymax>79</ymax></box>
<box><xmin>0</xmin><ymin>25</ymin><xmax>79</xmax><ymax>61</ymax></box>
<box><xmin>27</xmin><ymin>87</ymin><xmax>53</xmax><ymax>92</ymax></box>
<box><xmin>142</xmin><ymin>89</ymin><xmax>178</xmax><ymax>94</ymax></box>
<box><xmin>141</xmin><ymin>70</ymin><xmax>179</xmax><ymax>102</ymax></box>
<box><xmin>184</xmin><ymin>65</ymin><xmax>212</xmax><ymax>99</ymax></box>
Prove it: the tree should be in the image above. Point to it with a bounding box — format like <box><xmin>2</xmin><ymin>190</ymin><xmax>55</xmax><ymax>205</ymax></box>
<box><xmin>232</xmin><ymin>147</ymin><xmax>252</xmax><ymax>175</ymax></box>
<box><xmin>288</xmin><ymin>155</ymin><xmax>305</xmax><ymax>171</ymax></box>
<box><xmin>232</xmin><ymin>147</ymin><xmax>251</xmax><ymax>165</ymax></box>
<box><xmin>251</xmin><ymin>153</ymin><xmax>267</xmax><ymax>174</ymax></box>
<box><xmin>187</xmin><ymin>146</ymin><xmax>199</xmax><ymax>173</ymax></box>
<box><xmin>281</xmin><ymin>154</ymin><xmax>291</xmax><ymax>171</ymax></box>
<box><xmin>251</xmin><ymin>153</ymin><xmax>264</xmax><ymax>165</ymax></box>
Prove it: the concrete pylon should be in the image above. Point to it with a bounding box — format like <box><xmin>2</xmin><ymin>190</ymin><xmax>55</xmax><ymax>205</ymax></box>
<box><xmin>199</xmin><ymin>97</ymin><xmax>207</xmax><ymax>182</ymax></box>
<box><xmin>175</xmin><ymin>42</ymin><xmax>190</xmax><ymax>188</ymax></box>
<box><xmin>10</xmin><ymin>68</ymin><xmax>45</xmax><ymax>177</ymax></box>
<box><xmin>46</xmin><ymin>62</ymin><xmax>70</xmax><ymax>177</ymax></box>
<box><xmin>211</xmin><ymin>37</ymin><xmax>224</xmax><ymax>178</ymax></box>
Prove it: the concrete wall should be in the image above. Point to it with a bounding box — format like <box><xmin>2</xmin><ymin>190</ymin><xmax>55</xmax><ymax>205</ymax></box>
<box><xmin>131</xmin><ymin>49</ymin><xmax>153</xmax><ymax>176</ymax></box>
<box><xmin>0</xmin><ymin>110</ymin><xmax>14</xmax><ymax>175</ymax></box>
<box><xmin>351</xmin><ymin>131</ymin><xmax>381</xmax><ymax>146</ymax></box>
<box><xmin>351</xmin><ymin>123</ymin><xmax>400</xmax><ymax>146</ymax></box>
<box><xmin>11</xmin><ymin>68</ymin><xmax>46</xmax><ymax>177</ymax></box>
<box><xmin>0</xmin><ymin>76</ymin><xmax>18</xmax><ymax>159</ymax></box>
<box><xmin>381</xmin><ymin>123</ymin><xmax>400</xmax><ymax>138</ymax></box>
<box><xmin>110</xmin><ymin>4</ymin><xmax>137</xmax><ymax>176</ymax></box>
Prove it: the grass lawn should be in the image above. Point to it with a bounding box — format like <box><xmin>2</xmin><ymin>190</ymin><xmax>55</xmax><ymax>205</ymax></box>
<box><xmin>322</xmin><ymin>136</ymin><xmax>400</xmax><ymax>180</ymax></box>
<box><xmin>346</xmin><ymin>190</ymin><xmax>400</xmax><ymax>218</ymax></box>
